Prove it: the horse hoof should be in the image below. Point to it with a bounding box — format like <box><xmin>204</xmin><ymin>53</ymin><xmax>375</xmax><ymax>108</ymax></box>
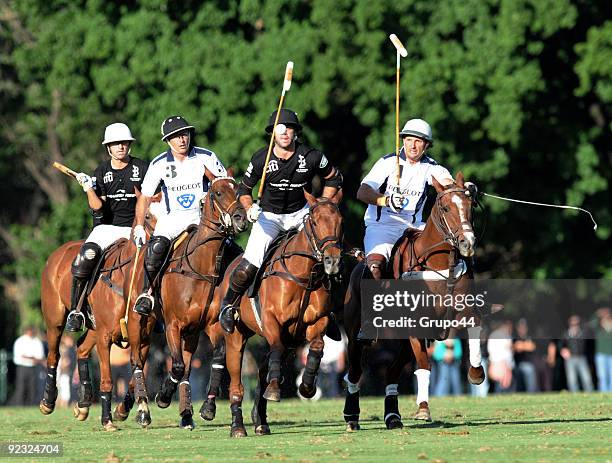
<box><xmin>39</xmin><ymin>400</ymin><xmax>55</xmax><ymax>415</ymax></box>
<box><xmin>73</xmin><ymin>404</ymin><xmax>90</xmax><ymax>421</ymax></box>
<box><xmin>199</xmin><ymin>400</ymin><xmax>216</xmax><ymax>421</ymax></box>
<box><xmin>346</xmin><ymin>421</ymin><xmax>361</xmax><ymax>432</ymax></box>
<box><xmin>255</xmin><ymin>424</ymin><xmax>271</xmax><ymax>436</ymax></box>
<box><xmin>155</xmin><ymin>393</ymin><xmax>171</xmax><ymax>409</ymax></box>
<box><xmin>262</xmin><ymin>385</ymin><xmax>281</xmax><ymax>402</ymax></box>
<box><xmin>180</xmin><ymin>415</ymin><xmax>195</xmax><ymax>430</ymax></box>
<box><xmin>103</xmin><ymin>421</ymin><xmax>118</xmax><ymax>432</ymax></box>
<box><xmin>136</xmin><ymin>410</ymin><xmax>152</xmax><ymax>428</ymax></box>
<box><xmin>468</xmin><ymin>366</ymin><xmax>485</xmax><ymax>385</ymax></box>
<box><xmin>386</xmin><ymin>417</ymin><xmax>404</xmax><ymax>430</ymax></box>
<box><xmin>231</xmin><ymin>426</ymin><xmax>248</xmax><ymax>438</ymax></box>
<box><xmin>298</xmin><ymin>383</ymin><xmax>317</xmax><ymax>399</ymax></box>
<box><xmin>414</xmin><ymin>403</ymin><xmax>432</xmax><ymax>422</ymax></box>
<box><xmin>113</xmin><ymin>404</ymin><xmax>129</xmax><ymax>422</ymax></box>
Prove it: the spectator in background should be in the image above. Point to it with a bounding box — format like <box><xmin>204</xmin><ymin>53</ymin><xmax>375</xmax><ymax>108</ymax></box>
<box><xmin>10</xmin><ymin>326</ymin><xmax>45</xmax><ymax>405</ymax></box>
<box><xmin>593</xmin><ymin>307</ymin><xmax>612</xmax><ymax>392</ymax></box>
<box><xmin>513</xmin><ymin>319</ymin><xmax>539</xmax><ymax>393</ymax></box>
<box><xmin>561</xmin><ymin>315</ymin><xmax>593</xmax><ymax>392</ymax></box>
<box><xmin>318</xmin><ymin>335</ymin><xmax>346</xmax><ymax>398</ymax></box>
<box><xmin>110</xmin><ymin>344</ymin><xmax>131</xmax><ymax>401</ymax></box>
<box><xmin>57</xmin><ymin>336</ymin><xmax>76</xmax><ymax>406</ymax></box>
<box><xmin>432</xmin><ymin>339</ymin><xmax>462</xmax><ymax>396</ymax></box>
<box><xmin>487</xmin><ymin>320</ymin><xmax>514</xmax><ymax>393</ymax></box>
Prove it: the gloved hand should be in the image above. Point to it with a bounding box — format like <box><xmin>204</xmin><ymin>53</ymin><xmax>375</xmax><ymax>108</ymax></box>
<box><xmin>465</xmin><ymin>181</ymin><xmax>478</xmax><ymax>197</ymax></box>
<box><xmin>133</xmin><ymin>225</ymin><xmax>146</xmax><ymax>248</ymax></box>
<box><xmin>247</xmin><ymin>203</ymin><xmax>262</xmax><ymax>223</ymax></box>
<box><xmin>76</xmin><ymin>173</ymin><xmax>94</xmax><ymax>192</ymax></box>
<box><xmin>387</xmin><ymin>191</ymin><xmax>405</xmax><ymax>213</ymax></box>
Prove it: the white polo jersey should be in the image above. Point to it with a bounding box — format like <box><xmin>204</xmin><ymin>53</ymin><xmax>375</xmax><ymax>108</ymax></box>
<box><xmin>141</xmin><ymin>146</ymin><xmax>227</xmax><ymax>215</ymax></box>
<box><xmin>361</xmin><ymin>148</ymin><xmax>451</xmax><ymax>229</ymax></box>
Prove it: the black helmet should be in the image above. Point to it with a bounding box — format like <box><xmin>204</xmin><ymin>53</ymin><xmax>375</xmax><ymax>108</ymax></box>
<box><xmin>160</xmin><ymin>115</ymin><xmax>194</xmax><ymax>141</ymax></box>
<box><xmin>265</xmin><ymin>109</ymin><xmax>302</xmax><ymax>133</ymax></box>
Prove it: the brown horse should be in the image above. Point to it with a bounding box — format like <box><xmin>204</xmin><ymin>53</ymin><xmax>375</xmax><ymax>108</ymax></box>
<box><xmin>343</xmin><ymin>173</ymin><xmax>485</xmax><ymax>430</ymax></box>
<box><xmin>39</xmin><ymin>209</ymin><xmax>158</xmax><ymax>431</ymax></box>
<box><xmin>123</xmin><ymin>176</ymin><xmax>247</xmax><ymax>430</ymax></box>
<box><xmin>215</xmin><ymin>190</ymin><xmax>343</xmax><ymax>437</ymax></box>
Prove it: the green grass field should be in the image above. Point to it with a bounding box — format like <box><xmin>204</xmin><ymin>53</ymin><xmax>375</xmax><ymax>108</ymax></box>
<box><xmin>0</xmin><ymin>393</ymin><xmax>610</xmax><ymax>462</ymax></box>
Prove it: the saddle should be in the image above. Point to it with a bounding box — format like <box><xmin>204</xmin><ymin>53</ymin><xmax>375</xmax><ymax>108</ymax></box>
<box><xmin>246</xmin><ymin>227</ymin><xmax>300</xmax><ymax>298</ymax></box>
<box><xmin>389</xmin><ymin>228</ymin><xmax>422</xmax><ymax>279</ymax></box>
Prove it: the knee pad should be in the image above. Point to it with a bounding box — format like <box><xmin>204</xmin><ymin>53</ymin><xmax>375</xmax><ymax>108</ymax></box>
<box><xmin>145</xmin><ymin>236</ymin><xmax>171</xmax><ymax>272</ymax></box>
<box><xmin>72</xmin><ymin>242</ymin><xmax>102</xmax><ymax>278</ymax></box>
<box><xmin>231</xmin><ymin>259</ymin><xmax>258</xmax><ymax>288</ymax></box>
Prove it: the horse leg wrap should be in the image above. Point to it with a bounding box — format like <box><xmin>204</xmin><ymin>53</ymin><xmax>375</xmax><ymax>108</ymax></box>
<box><xmin>266</xmin><ymin>350</ymin><xmax>282</xmax><ymax>383</ymax></box>
<box><xmin>43</xmin><ymin>367</ymin><xmax>58</xmax><ymax>405</ymax></box>
<box><xmin>77</xmin><ymin>359</ymin><xmax>92</xmax><ymax>407</ymax></box>
<box><xmin>230</xmin><ymin>402</ymin><xmax>245</xmax><ymax>430</ymax></box>
<box><xmin>414</xmin><ymin>369</ymin><xmax>430</xmax><ymax>406</ymax></box>
<box><xmin>122</xmin><ymin>390</ymin><xmax>135</xmax><ymax>412</ymax></box>
<box><xmin>160</xmin><ymin>373</ymin><xmax>179</xmax><ymax>402</ymax></box>
<box><xmin>302</xmin><ymin>349</ymin><xmax>324</xmax><ymax>388</ymax></box>
<box><xmin>179</xmin><ymin>381</ymin><xmax>193</xmax><ymax>417</ymax></box>
<box><xmin>384</xmin><ymin>392</ymin><xmax>401</xmax><ymax>424</ymax></box>
<box><xmin>467</xmin><ymin>326</ymin><xmax>482</xmax><ymax>367</ymax></box>
<box><xmin>100</xmin><ymin>391</ymin><xmax>112</xmax><ymax>425</ymax></box>
<box><xmin>207</xmin><ymin>363</ymin><xmax>224</xmax><ymax>397</ymax></box>
<box><xmin>133</xmin><ymin>369</ymin><xmax>147</xmax><ymax>402</ymax></box>
<box><xmin>343</xmin><ymin>390</ymin><xmax>360</xmax><ymax>423</ymax></box>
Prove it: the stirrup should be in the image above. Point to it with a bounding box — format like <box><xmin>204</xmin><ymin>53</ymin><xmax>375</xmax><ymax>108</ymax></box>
<box><xmin>133</xmin><ymin>294</ymin><xmax>154</xmax><ymax>316</ymax></box>
<box><xmin>219</xmin><ymin>305</ymin><xmax>236</xmax><ymax>334</ymax></box>
<box><xmin>65</xmin><ymin>311</ymin><xmax>85</xmax><ymax>332</ymax></box>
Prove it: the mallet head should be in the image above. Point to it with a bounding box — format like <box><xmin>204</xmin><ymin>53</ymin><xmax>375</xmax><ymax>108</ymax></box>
<box><xmin>389</xmin><ymin>34</ymin><xmax>408</xmax><ymax>57</ymax></box>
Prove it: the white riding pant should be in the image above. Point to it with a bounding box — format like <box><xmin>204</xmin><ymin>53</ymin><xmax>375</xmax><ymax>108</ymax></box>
<box><xmin>85</xmin><ymin>225</ymin><xmax>132</xmax><ymax>250</ymax></box>
<box><xmin>243</xmin><ymin>206</ymin><xmax>309</xmax><ymax>268</ymax></box>
<box><xmin>153</xmin><ymin>211</ymin><xmax>200</xmax><ymax>240</ymax></box>
<box><xmin>363</xmin><ymin>222</ymin><xmax>414</xmax><ymax>260</ymax></box>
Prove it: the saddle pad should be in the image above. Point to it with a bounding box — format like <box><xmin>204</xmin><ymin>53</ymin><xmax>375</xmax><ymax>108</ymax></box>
<box><xmin>246</xmin><ymin>227</ymin><xmax>299</xmax><ymax>298</ymax></box>
<box><xmin>401</xmin><ymin>259</ymin><xmax>467</xmax><ymax>281</ymax></box>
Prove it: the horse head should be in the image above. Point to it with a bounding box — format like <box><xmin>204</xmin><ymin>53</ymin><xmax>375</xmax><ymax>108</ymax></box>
<box><xmin>430</xmin><ymin>172</ymin><xmax>476</xmax><ymax>257</ymax></box>
<box><xmin>304</xmin><ymin>189</ymin><xmax>344</xmax><ymax>275</ymax></box>
<box><xmin>203</xmin><ymin>173</ymin><xmax>247</xmax><ymax>235</ymax></box>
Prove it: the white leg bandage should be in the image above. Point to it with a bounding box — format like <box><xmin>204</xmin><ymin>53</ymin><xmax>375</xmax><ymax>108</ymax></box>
<box><xmin>414</xmin><ymin>369</ymin><xmax>430</xmax><ymax>405</ymax></box>
<box><xmin>468</xmin><ymin>326</ymin><xmax>483</xmax><ymax>367</ymax></box>
<box><xmin>385</xmin><ymin>384</ymin><xmax>398</xmax><ymax>396</ymax></box>
<box><xmin>344</xmin><ymin>373</ymin><xmax>360</xmax><ymax>394</ymax></box>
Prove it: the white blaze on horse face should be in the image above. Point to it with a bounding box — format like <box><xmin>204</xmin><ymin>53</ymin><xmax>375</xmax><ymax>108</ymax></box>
<box><xmin>451</xmin><ymin>194</ymin><xmax>475</xmax><ymax>246</ymax></box>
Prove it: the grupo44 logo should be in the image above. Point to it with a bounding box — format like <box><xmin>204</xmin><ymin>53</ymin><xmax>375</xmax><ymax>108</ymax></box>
<box><xmin>177</xmin><ymin>194</ymin><xmax>196</xmax><ymax>208</ymax></box>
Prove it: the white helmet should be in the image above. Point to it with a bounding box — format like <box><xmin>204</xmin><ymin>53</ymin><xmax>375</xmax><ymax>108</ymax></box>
<box><xmin>102</xmin><ymin>123</ymin><xmax>136</xmax><ymax>145</ymax></box>
<box><xmin>400</xmin><ymin>118</ymin><xmax>433</xmax><ymax>145</ymax></box>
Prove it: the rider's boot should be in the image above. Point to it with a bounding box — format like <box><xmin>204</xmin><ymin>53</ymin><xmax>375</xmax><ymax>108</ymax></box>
<box><xmin>219</xmin><ymin>258</ymin><xmax>258</xmax><ymax>334</ymax></box>
<box><xmin>133</xmin><ymin>236</ymin><xmax>171</xmax><ymax>316</ymax></box>
<box><xmin>65</xmin><ymin>242</ymin><xmax>101</xmax><ymax>332</ymax></box>
<box><xmin>356</xmin><ymin>254</ymin><xmax>386</xmax><ymax>343</ymax></box>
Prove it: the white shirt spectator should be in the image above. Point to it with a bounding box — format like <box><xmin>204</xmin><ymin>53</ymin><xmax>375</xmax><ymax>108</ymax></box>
<box><xmin>13</xmin><ymin>333</ymin><xmax>45</xmax><ymax>367</ymax></box>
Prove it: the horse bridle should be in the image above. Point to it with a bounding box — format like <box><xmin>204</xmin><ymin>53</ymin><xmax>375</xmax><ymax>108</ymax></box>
<box><xmin>201</xmin><ymin>177</ymin><xmax>241</xmax><ymax>235</ymax></box>
<box><xmin>431</xmin><ymin>186</ymin><xmax>474</xmax><ymax>249</ymax></box>
<box><xmin>303</xmin><ymin>199</ymin><xmax>343</xmax><ymax>261</ymax></box>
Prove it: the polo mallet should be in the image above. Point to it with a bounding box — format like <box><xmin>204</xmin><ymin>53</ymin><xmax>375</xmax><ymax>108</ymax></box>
<box><xmin>120</xmin><ymin>244</ymin><xmax>141</xmax><ymax>340</ymax></box>
<box><xmin>389</xmin><ymin>34</ymin><xmax>408</xmax><ymax>187</ymax></box>
<box><xmin>52</xmin><ymin>161</ymin><xmax>78</xmax><ymax>179</ymax></box>
<box><xmin>258</xmin><ymin>61</ymin><xmax>294</xmax><ymax>199</ymax></box>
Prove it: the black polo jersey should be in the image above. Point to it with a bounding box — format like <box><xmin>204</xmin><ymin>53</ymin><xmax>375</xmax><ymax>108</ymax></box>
<box><xmin>238</xmin><ymin>142</ymin><xmax>334</xmax><ymax>214</ymax></box>
<box><xmin>92</xmin><ymin>157</ymin><xmax>149</xmax><ymax>227</ymax></box>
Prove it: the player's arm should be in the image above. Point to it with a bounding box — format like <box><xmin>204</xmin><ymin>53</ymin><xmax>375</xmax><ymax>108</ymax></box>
<box><xmin>236</xmin><ymin>156</ymin><xmax>263</xmax><ymax>222</ymax></box>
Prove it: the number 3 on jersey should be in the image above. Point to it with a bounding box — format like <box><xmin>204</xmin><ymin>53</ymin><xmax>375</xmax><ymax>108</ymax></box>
<box><xmin>166</xmin><ymin>165</ymin><xmax>177</xmax><ymax>178</ymax></box>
